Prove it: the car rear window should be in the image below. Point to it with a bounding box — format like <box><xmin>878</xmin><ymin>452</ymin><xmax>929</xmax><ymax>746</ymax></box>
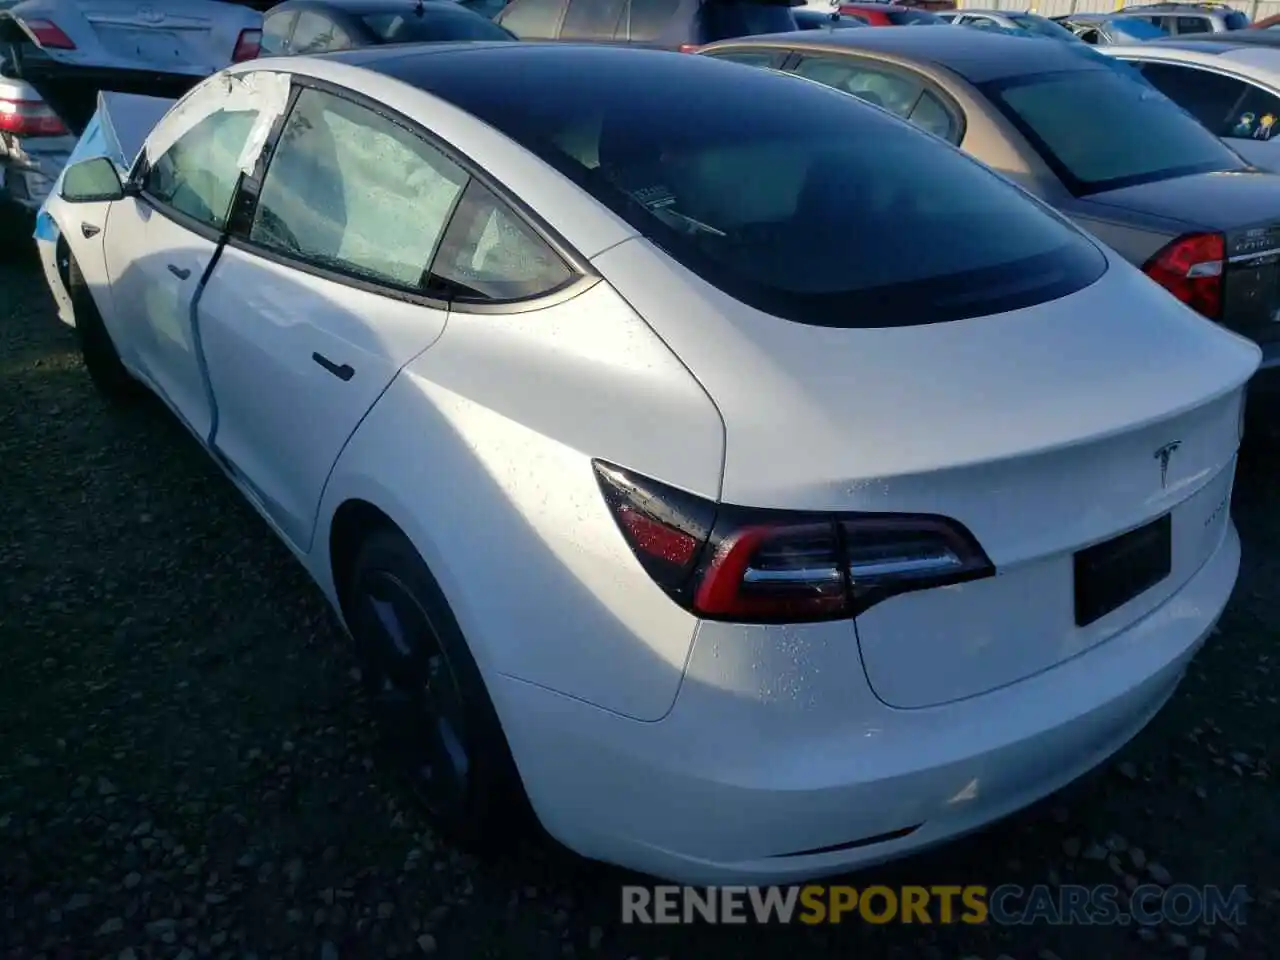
<box><xmin>421</xmin><ymin>50</ymin><xmax>1105</xmax><ymax>327</ymax></box>
<box><xmin>1006</xmin><ymin>13</ymin><xmax>1080</xmax><ymax>40</ymax></box>
<box><xmin>1110</xmin><ymin>17</ymin><xmax>1167</xmax><ymax>39</ymax></box>
<box><xmin>702</xmin><ymin>1</ymin><xmax>799</xmax><ymax>41</ymax></box>
<box><xmin>886</xmin><ymin>10</ymin><xmax>943</xmax><ymax>24</ymax></box>
<box><xmin>362</xmin><ymin>9</ymin><xmax>516</xmax><ymax>42</ymax></box>
<box><xmin>982</xmin><ymin>66</ymin><xmax>1246</xmax><ymax>195</ymax></box>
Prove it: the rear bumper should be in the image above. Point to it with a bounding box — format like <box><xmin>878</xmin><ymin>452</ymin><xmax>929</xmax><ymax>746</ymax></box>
<box><xmin>494</xmin><ymin>521</ymin><xmax>1239</xmax><ymax>884</ymax></box>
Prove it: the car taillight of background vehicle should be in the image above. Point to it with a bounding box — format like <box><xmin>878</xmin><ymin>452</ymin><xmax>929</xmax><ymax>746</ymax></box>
<box><xmin>232</xmin><ymin>28</ymin><xmax>262</xmax><ymax>62</ymax></box>
<box><xmin>678</xmin><ymin>43</ymin><xmax>702</xmax><ymax>52</ymax></box>
<box><xmin>0</xmin><ymin>97</ymin><xmax>67</xmax><ymax>136</ymax></box>
<box><xmin>1142</xmin><ymin>231</ymin><xmax>1225</xmax><ymax>321</ymax></box>
<box><xmin>594</xmin><ymin>461</ymin><xmax>994</xmax><ymax>624</ymax></box>
<box><xmin>24</xmin><ymin>18</ymin><xmax>75</xmax><ymax>49</ymax></box>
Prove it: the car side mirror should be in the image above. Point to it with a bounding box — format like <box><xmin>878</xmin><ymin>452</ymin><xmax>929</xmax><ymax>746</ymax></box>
<box><xmin>60</xmin><ymin>156</ymin><xmax>127</xmax><ymax>203</ymax></box>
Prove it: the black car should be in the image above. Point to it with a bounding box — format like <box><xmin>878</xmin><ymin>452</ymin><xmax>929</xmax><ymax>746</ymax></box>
<box><xmin>494</xmin><ymin>0</ymin><xmax>805</xmax><ymax>50</ymax></box>
<box><xmin>262</xmin><ymin>0</ymin><xmax>515</xmax><ymax>56</ymax></box>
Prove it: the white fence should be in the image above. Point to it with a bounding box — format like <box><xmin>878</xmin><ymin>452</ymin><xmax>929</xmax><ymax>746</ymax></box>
<box><xmin>959</xmin><ymin>0</ymin><xmax>1280</xmax><ymax>21</ymax></box>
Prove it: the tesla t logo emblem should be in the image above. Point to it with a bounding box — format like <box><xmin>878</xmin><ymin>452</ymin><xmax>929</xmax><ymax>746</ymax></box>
<box><xmin>1154</xmin><ymin>441</ymin><xmax>1182</xmax><ymax>489</ymax></box>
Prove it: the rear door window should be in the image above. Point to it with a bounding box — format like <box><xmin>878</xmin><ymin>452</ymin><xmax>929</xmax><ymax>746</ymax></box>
<box><xmin>496</xmin><ymin>0</ymin><xmax>568</xmax><ymax>38</ymax></box>
<box><xmin>886</xmin><ymin>9</ymin><xmax>943</xmax><ymax>24</ymax></box>
<box><xmin>251</xmin><ymin>87</ymin><xmax>469</xmax><ymax>290</ymax></box>
<box><xmin>560</xmin><ymin>0</ymin><xmax>627</xmax><ymax>39</ymax></box>
<box><xmin>1226</xmin><ymin>83</ymin><xmax>1280</xmax><ymax>141</ymax></box>
<box><xmin>792</xmin><ymin>55</ymin><xmax>927</xmax><ymax>119</ymax></box>
<box><xmin>908</xmin><ymin>90</ymin><xmax>959</xmax><ymax>142</ymax></box>
<box><xmin>429</xmin><ymin>180</ymin><xmax>574</xmax><ymax>302</ymax></box>
<box><xmin>982</xmin><ymin>66</ymin><xmax>1246</xmax><ymax>194</ymax></box>
<box><xmin>425</xmin><ymin>54</ymin><xmax>1107</xmax><ymax>327</ymax></box>
<box><xmin>290</xmin><ymin>11</ymin><xmax>351</xmax><ymax>53</ymax></box>
<box><xmin>362</xmin><ymin>9</ymin><xmax>515</xmax><ymax>42</ymax></box>
<box><xmin>261</xmin><ymin>10</ymin><xmax>297</xmax><ymax>55</ymax></box>
<box><xmin>1135</xmin><ymin>62</ymin><xmax>1247</xmax><ymax>134</ymax></box>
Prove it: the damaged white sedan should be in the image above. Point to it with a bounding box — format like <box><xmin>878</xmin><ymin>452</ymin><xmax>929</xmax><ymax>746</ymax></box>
<box><xmin>37</xmin><ymin>45</ymin><xmax>1261</xmax><ymax>884</ymax></box>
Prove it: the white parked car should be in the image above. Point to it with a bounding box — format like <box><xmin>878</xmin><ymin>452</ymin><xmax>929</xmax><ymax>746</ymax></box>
<box><xmin>1101</xmin><ymin>39</ymin><xmax>1280</xmax><ymax>172</ymax></box>
<box><xmin>38</xmin><ymin>43</ymin><xmax>1259</xmax><ymax>884</ymax></box>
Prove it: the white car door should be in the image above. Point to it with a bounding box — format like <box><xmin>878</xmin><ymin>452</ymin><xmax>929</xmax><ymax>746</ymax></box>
<box><xmin>102</xmin><ymin>90</ymin><xmax>262</xmax><ymax>440</ymax></box>
<box><xmin>196</xmin><ymin>84</ymin><xmax>470</xmax><ymax>551</ymax></box>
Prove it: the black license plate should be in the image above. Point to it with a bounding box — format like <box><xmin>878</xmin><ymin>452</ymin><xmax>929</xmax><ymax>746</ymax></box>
<box><xmin>1073</xmin><ymin>514</ymin><xmax>1172</xmax><ymax>628</ymax></box>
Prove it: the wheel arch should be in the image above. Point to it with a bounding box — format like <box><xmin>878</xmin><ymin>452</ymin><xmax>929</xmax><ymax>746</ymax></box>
<box><xmin>327</xmin><ymin>496</ymin><xmax>396</xmax><ymax>627</ymax></box>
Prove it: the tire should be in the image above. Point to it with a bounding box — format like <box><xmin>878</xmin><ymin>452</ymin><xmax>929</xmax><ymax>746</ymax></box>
<box><xmin>347</xmin><ymin>525</ymin><xmax>532</xmax><ymax>850</ymax></box>
<box><xmin>63</xmin><ymin>241</ymin><xmax>140</xmax><ymax>402</ymax></box>
<box><xmin>1</xmin><ymin>201</ymin><xmax>37</xmax><ymax>263</ymax></box>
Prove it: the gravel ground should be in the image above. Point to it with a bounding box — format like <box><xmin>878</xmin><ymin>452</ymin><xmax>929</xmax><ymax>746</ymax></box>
<box><xmin>1</xmin><ymin>241</ymin><xmax>1278</xmax><ymax>960</ymax></box>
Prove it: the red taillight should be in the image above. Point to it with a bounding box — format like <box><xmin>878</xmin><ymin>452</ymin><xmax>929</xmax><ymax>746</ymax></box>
<box><xmin>1142</xmin><ymin>231</ymin><xmax>1225</xmax><ymax>321</ymax></box>
<box><xmin>594</xmin><ymin>461</ymin><xmax>994</xmax><ymax>624</ymax></box>
<box><xmin>24</xmin><ymin>19</ymin><xmax>75</xmax><ymax>50</ymax></box>
<box><xmin>694</xmin><ymin>522</ymin><xmax>848</xmax><ymax>620</ymax></box>
<box><xmin>678</xmin><ymin>43</ymin><xmax>701</xmax><ymax>53</ymax></box>
<box><xmin>0</xmin><ymin>98</ymin><xmax>67</xmax><ymax>136</ymax></box>
<box><xmin>232</xmin><ymin>28</ymin><xmax>262</xmax><ymax>62</ymax></box>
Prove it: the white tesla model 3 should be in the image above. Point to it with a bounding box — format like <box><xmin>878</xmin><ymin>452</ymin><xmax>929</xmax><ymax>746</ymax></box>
<box><xmin>37</xmin><ymin>41</ymin><xmax>1260</xmax><ymax>884</ymax></box>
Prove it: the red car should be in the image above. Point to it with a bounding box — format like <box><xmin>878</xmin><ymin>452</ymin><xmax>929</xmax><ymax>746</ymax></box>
<box><xmin>837</xmin><ymin>3</ymin><xmax>948</xmax><ymax>26</ymax></box>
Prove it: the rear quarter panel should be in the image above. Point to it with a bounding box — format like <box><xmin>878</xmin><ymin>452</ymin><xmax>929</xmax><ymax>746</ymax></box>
<box><xmin>312</xmin><ymin>280</ymin><xmax>726</xmax><ymax>723</ymax></box>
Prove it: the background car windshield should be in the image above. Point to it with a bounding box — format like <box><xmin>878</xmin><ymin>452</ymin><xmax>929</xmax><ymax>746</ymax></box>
<box><xmin>422</xmin><ymin>50</ymin><xmax>1105</xmax><ymax>327</ymax></box>
<box><xmin>1005</xmin><ymin>13</ymin><xmax>1080</xmax><ymax>40</ymax></box>
<box><xmin>363</xmin><ymin>9</ymin><xmax>516</xmax><ymax>41</ymax></box>
<box><xmin>887</xmin><ymin>9</ymin><xmax>943</xmax><ymax>24</ymax></box>
<box><xmin>1110</xmin><ymin>17</ymin><xmax>1168</xmax><ymax>39</ymax></box>
<box><xmin>983</xmin><ymin>66</ymin><xmax>1246</xmax><ymax>194</ymax></box>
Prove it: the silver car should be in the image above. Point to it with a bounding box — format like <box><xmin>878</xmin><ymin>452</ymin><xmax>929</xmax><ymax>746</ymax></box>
<box><xmin>1117</xmin><ymin>1</ymin><xmax>1250</xmax><ymax>34</ymax></box>
<box><xmin>937</xmin><ymin>9</ymin><xmax>1083</xmax><ymax>43</ymax></box>
<box><xmin>700</xmin><ymin>28</ymin><xmax>1280</xmax><ymax>372</ymax></box>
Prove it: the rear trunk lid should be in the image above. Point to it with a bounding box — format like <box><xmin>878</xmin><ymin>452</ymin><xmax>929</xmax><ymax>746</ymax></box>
<box><xmin>0</xmin><ymin>0</ymin><xmax>259</xmax><ymax>134</ymax></box>
<box><xmin>595</xmin><ymin>240</ymin><xmax>1260</xmax><ymax>707</ymax></box>
<box><xmin>1080</xmin><ymin>169</ymin><xmax>1280</xmax><ymax>351</ymax></box>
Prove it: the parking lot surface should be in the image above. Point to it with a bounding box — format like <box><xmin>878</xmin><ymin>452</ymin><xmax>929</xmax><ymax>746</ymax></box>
<box><xmin>1</xmin><ymin>248</ymin><xmax>1276</xmax><ymax>959</ymax></box>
